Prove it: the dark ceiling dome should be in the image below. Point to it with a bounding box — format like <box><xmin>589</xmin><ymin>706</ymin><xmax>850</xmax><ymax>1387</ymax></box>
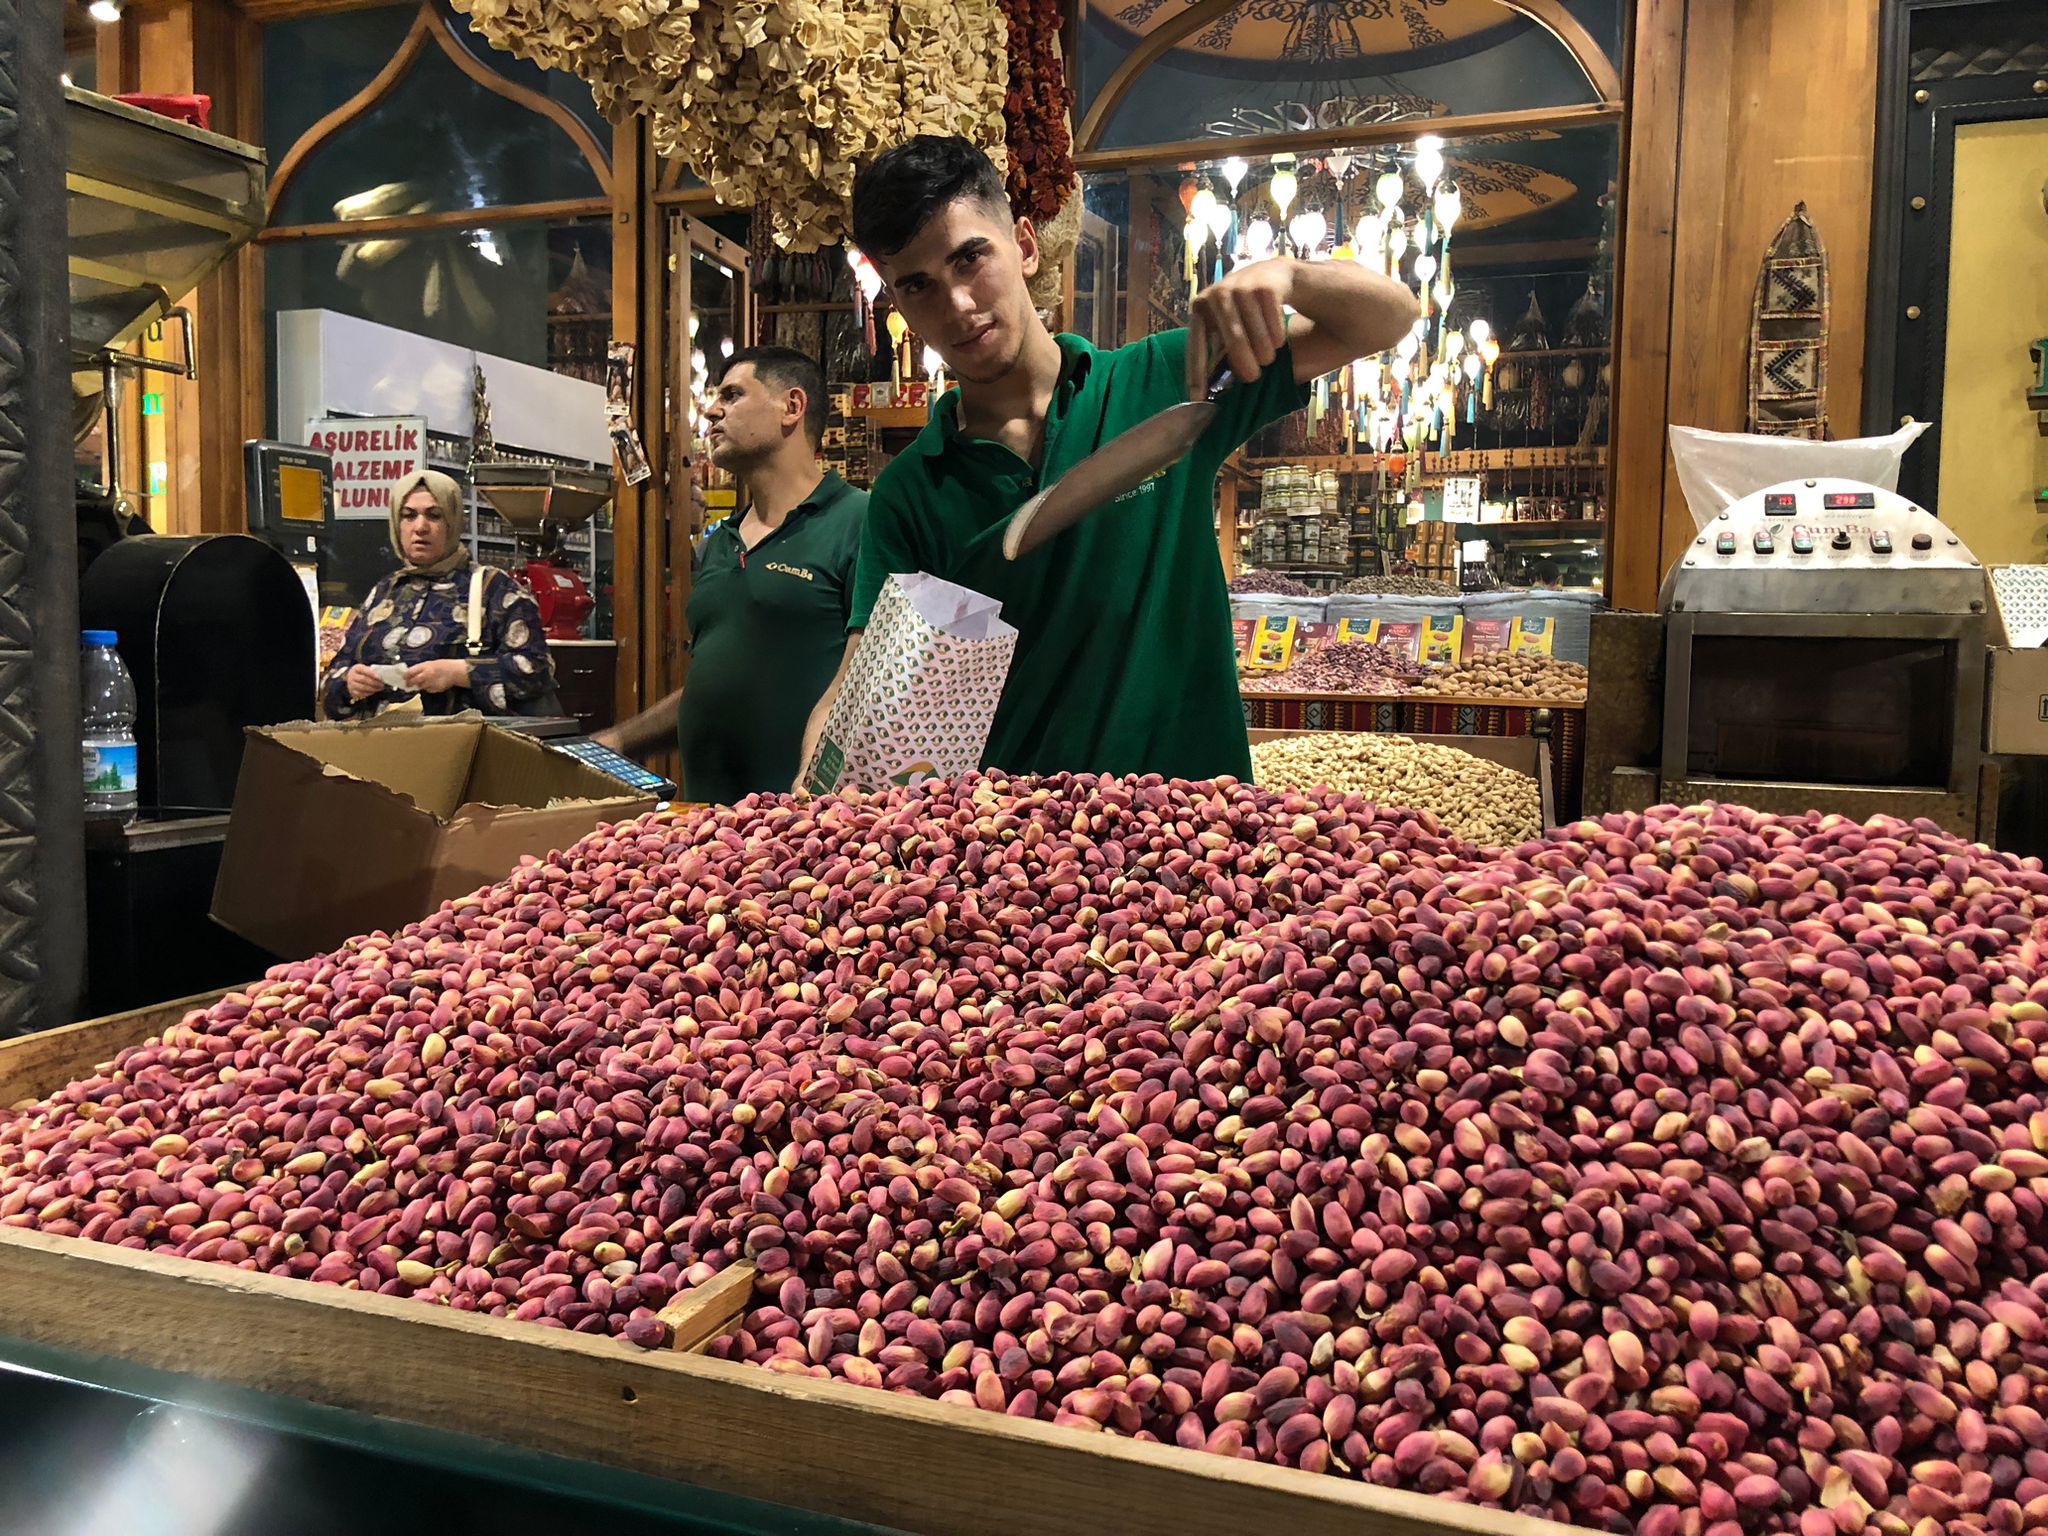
<box><xmin>1091</xmin><ymin>0</ymin><xmax>1522</xmax><ymax>67</ymax></box>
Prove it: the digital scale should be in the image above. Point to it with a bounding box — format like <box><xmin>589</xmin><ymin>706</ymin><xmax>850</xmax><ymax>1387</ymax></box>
<box><xmin>245</xmin><ymin>440</ymin><xmax>336</xmax><ymax>563</ymax></box>
<box><xmin>548</xmin><ymin>737</ymin><xmax>676</xmax><ymax>800</ymax></box>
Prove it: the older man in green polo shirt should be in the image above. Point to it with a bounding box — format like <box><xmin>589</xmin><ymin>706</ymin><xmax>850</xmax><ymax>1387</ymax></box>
<box><xmin>798</xmin><ymin>136</ymin><xmax>1415</xmax><ymax>786</ymax></box>
<box><xmin>602</xmin><ymin>345</ymin><xmax>865</xmax><ymax>803</ymax></box>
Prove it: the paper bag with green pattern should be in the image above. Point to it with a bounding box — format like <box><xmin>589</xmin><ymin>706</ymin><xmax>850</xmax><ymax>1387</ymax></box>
<box><xmin>803</xmin><ymin>573</ymin><xmax>1018</xmax><ymax>795</ymax></box>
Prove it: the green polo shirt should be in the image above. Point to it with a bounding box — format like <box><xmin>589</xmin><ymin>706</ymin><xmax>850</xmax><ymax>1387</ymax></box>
<box><xmin>678</xmin><ymin>470</ymin><xmax>866</xmax><ymax>804</ymax></box>
<box><xmin>848</xmin><ymin>331</ymin><xmax>1308</xmax><ymax>782</ymax></box>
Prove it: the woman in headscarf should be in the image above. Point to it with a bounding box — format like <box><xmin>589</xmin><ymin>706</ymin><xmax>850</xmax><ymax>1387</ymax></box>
<box><xmin>320</xmin><ymin>469</ymin><xmax>557</xmax><ymax>719</ymax></box>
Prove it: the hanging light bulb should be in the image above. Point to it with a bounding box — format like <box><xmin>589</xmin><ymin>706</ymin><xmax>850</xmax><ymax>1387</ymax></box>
<box><xmin>1220</xmin><ymin>156</ymin><xmax>1249</xmax><ymax>194</ymax></box>
<box><xmin>1396</xmin><ymin>333</ymin><xmax>1419</xmax><ymax>363</ymax></box>
<box><xmin>1435</xmin><ymin>277</ymin><xmax>1455</xmax><ymax>311</ymax></box>
<box><xmin>1415</xmin><ymin>134</ymin><xmax>1445</xmax><ymax>190</ymax></box>
<box><xmin>1445</xmin><ymin>331</ymin><xmax>1466</xmax><ymax>360</ymax></box>
<box><xmin>1387</xmin><ymin>221</ymin><xmax>1408</xmax><ymax>264</ymax></box>
<box><xmin>1288</xmin><ymin>208</ymin><xmax>1327</xmax><ymax>258</ymax></box>
<box><xmin>1375</xmin><ymin>169</ymin><xmax>1403</xmax><ymax>211</ymax></box>
<box><xmin>1269</xmin><ymin>161</ymin><xmax>1299</xmax><ymax>220</ymax></box>
<box><xmin>1468</xmin><ymin>317</ymin><xmax>1491</xmax><ymax>347</ymax></box>
<box><xmin>846</xmin><ymin>247</ymin><xmax>883</xmax><ymax>305</ymax></box>
<box><xmin>1190</xmin><ymin>187</ymin><xmax>1218</xmax><ymax>239</ymax></box>
<box><xmin>1205</xmin><ymin>196</ymin><xmax>1233</xmax><ymax>244</ymax></box>
<box><xmin>1327</xmin><ymin>150</ymin><xmax>1354</xmax><ymax>181</ymax></box>
<box><xmin>1413</xmin><ymin>253</ymin><xmax>1438</xmax><ymax>285</ymax></box>
<box><xmin>1463</xmin><ymin>352</ymin><xmax>1483</xmax><ymax>381</ymax></box>
<box><xmin>1434</xmin><ymin>181</ymin><xmax>1463</xmax><ymax>235</ymax></box>
<box><xmin>1245</xmin><ymin>218</ymin><xmax>1275</xmax><ymax>260</ymax></box>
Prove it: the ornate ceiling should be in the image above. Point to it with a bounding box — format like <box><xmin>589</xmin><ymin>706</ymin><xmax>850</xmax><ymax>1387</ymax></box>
<box><xmin>1095</xmin><ymin>0</ymin><xmax>1520</xmax><ymax>65</ymax></box>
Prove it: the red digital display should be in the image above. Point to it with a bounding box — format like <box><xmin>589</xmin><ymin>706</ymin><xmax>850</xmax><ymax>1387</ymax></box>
<box><xmin>1824</xmin><ymin>492</ymin><xmax>1875</xmax><ymax>510</ymax></box>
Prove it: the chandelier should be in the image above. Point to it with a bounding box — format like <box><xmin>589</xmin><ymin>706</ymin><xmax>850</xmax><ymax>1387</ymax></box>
<box><xmin>1178</xmin><ymin>132</ymin><xmax>1500</xmax><ymax>453</ymax></box>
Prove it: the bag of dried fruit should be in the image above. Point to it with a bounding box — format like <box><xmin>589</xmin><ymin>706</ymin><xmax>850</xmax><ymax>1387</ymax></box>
<box><xmin>802</xmin><ymin>573</ymin><xmax>1017</xmax><ymax>795</ymax></box>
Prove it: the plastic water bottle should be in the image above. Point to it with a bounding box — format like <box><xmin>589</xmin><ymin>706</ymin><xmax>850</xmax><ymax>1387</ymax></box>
<box><xmin>80</xmin><ymin>629</ymin><xmax>139</xmax><ymax>823</ymax></box>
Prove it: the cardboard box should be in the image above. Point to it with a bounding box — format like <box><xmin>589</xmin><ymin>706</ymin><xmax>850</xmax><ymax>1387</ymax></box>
<box><xmin>213</xmin><ymin>715</ymin><xmax>656</xmax><ymax>959</ymax></box>
<box><xmin>1986</xmin><ymin>651</ymin><xmax>2048</xmax><ymax>753</ymax></box>
<box><xmin>1985</xmin><ymin>566</ymin><xmax>2048</xmax><ymax>754</ymax></box>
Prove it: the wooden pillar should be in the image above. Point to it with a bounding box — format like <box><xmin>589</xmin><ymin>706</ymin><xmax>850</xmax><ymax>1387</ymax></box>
<box><xmin>94</xmin><ymin>0</ymin><xmax>264</xmax><ymax>537</ymax></box>
<box><xmin>1607</xmin><ymin>0</ymin><xmax>1881</xmax><ymax>611</ymax></box>
<box><xmin>1</xmin><ymin>0</ymin><xmax>87</xmax><ymax>1028</ymax></box>
<box><xmin>1605</xmin><ymin>0</ymin><xmax>1685</xmax><ymax>612</ymax></box>
<box><xmin>609</xmin><ymin>115</ymin><xmax>662</xmax><ymax>727</ymax></box>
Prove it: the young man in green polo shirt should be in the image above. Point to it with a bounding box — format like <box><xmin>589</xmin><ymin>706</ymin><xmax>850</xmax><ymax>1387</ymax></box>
<box><xmin>797</xmin><ymin>135</ymin><xmax>1415</xmax><ymax>786</ymax></box>
<box><xmin>601</xmin><ymin>346</ymin><xmax>866</xmax><ymax>803</ymax></box>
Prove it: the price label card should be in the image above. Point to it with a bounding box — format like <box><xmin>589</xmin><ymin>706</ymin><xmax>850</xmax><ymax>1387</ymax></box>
<box><xmin>1245</xmin><ymin>616</ymin><xmax>1299</xmax><ymax>671</ymax></box>
<box><xmin>1442</xmin><ymin>476</ymin><xmax>1483</xmax><ymax>522</ymax></box>
<box><xmin>1509</xmin><ymin>615</ymin><xmax>1557</xmax><ymax>655</ymax></box>
<box><xmin>1462</xmin><ymin>618</ymin><xmax>1514</xmax><ymax>659</ymax></box>
<box><xmin>1419</xmin><ymin>614</ymin><xmax>1465</xmax><ymax>665</ymax></box>
<box><xmin>1374</xmin><ymin>619</ymin><xmax>1421</xmax><ymax>662</ymax></box>
<box><xmin>1232</xmin><ymin>618</ymin><xmax>1255</xmax><ymax>664</ymax></box>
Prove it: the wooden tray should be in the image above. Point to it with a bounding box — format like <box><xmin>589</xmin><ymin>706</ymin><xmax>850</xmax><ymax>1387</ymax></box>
<box><xmin>1247</xmin><ymin>729</ymin><xmax>1558</xmax><ymax>832</ymax></box>
<box><xmin>0</xmin><ymin>994</ymin><xmax>1585</xmax><ymax>1536</ymax></box>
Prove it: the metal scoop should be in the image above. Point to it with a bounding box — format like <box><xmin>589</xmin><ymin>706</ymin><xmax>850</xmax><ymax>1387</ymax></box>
<box><xmin>1001</xmin><ymin>363</ymin><xmax>1235</xmax><ymax>561</ymax></box>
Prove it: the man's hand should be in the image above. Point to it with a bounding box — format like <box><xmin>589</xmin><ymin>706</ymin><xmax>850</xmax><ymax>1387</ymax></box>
<box><xmin>592</xmin><ymin>726</ymin><xmax>626</xmax><ymax>752</ymax></box>
<box><xmin>404</xmin><ymin>658</ymin><xmax>472</xmax><ymax>694</ymax></box>
<box><xmin>1188</xmin><ymin>258</ymin><xmax>1297</xmax><ymax>399</ymax></box>
<box><xmin>344</xmin><ymin>664</ymin><xmax>386</xmax><ymax>703</ymax></box>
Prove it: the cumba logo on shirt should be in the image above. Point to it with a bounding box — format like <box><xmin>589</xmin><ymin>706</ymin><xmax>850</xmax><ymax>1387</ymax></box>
<box><xmin>764</xmin><ymin>561</ymin><xmax>814</xmax><ymax>581</ymax></box>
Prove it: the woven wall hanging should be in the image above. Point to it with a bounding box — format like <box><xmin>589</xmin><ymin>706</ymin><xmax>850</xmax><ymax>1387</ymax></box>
<box><xmin>1748</xmin><ymin>202</ymin><xmax>1830</xmax><ymax>439</ymax></box>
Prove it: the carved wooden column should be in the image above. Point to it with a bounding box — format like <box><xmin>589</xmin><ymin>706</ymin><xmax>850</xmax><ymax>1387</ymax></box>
<box><xmin>0</xmin><ymin>0</ymin><xmax>87</xmax><ymax>1030</ymax></box>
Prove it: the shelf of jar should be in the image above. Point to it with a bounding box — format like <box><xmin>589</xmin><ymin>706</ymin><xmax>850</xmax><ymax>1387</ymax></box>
<box><xmin>1234</xmin><ymin>447</ymin><xmax>1608</xmax><ymax>474</ymax></box>
<box><xmin>1453</xmin><ymin>519</ymin><xmax>1607</xmax><ymax>539</ymax></box>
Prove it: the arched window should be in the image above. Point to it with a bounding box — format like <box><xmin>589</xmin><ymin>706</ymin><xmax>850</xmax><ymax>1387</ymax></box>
<box><xmin>261</xmin><ymin>2</ymin><xmax>614</xmax><ymax>368</ymax></box>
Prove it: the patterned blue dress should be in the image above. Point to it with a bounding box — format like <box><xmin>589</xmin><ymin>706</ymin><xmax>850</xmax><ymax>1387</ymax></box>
<box><xmin>321</xmin><ymin>561</ymin><xmax>555</xmax><ymax>719</ymax></box>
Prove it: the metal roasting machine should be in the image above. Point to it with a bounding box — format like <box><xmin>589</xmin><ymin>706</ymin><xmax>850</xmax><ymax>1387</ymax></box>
<box><xmin>1581</xmin><ymin>476</ymin><xmax>1995</xmax><ymax>833</ymax></box>
<box><xmin>1646</xmin><ymin>475</ymin><xmax>1990</xmax><ymax>832</ymax></box>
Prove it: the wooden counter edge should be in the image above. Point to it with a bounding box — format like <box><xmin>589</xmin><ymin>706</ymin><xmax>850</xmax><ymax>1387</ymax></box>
<box><xmin>0</xmin><ymin>1227</ymin><xmax>1585</xmax><ymax>1536</ymax></box>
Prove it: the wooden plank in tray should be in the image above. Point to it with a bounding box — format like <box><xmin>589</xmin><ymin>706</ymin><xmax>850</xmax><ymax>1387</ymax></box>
<box><xmin>0</xmin><ymin>1001</ymin><xmax>1589</xmax><ymax>1536</ymax></box>
<box><xmin>0</xmin><ymin>1229</ymin><xmax>1581</xmax><ymax>1536</ymax></box>
<box><xmin>660</xmin><ymin>1259</ymin><xmax>758</xmax><ymax>1353</ymax></box>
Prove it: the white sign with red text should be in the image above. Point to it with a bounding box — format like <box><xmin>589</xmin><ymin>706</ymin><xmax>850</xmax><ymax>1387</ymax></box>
<box><xmin>306</xmin><ymin>416</ymin><xmax>429</xmax><ymax>519</ymax></box>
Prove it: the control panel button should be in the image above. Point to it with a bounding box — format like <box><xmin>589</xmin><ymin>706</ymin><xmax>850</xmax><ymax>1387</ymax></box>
<box><xmin>1911</xmin><ymin>532</ymin><xmax>1932</xmax><ymax>551</ymax></box>
<box><xmin>1824</xmin><ymin>491</ymin><xmax>1876</xmax><ymax>511</ymax></box>
<box><xmin>1830</xmin><ymin>530</ymin><xmax>1853</xmax><ymax>551</ymax></box>
<box><xmin>1765</xmin><ymin>492</ymin><xmax>1798</xmax><ymax>515</ymax></box>
<box><xmin>1752</xmin><ymin>530</ymin><xmax>1775</xmax><ymax>554</ymax></box>
<box><xmin>1869</xmin><ymin>532</ymin><xmax>1892</xmax><ymax>554</ymax></box>
<box><xmin>1714</xmin><ymin>532</ymin><xmax>1737</xmax><ymax>555</ymax></box>
<box><xmin>1791</xmin><ymin>533</ymin><xmax>1814</xmax><ymax>555</ymax></box>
